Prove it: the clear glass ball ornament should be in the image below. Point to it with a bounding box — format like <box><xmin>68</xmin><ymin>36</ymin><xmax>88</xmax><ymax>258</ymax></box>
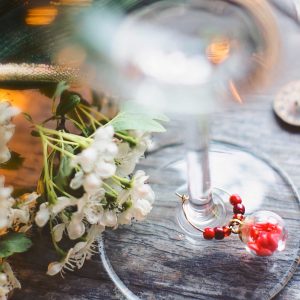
<box><xmin>239</xmin><ymin>210</ymin><xmax>288</xmax><ymax>256</ymax></box>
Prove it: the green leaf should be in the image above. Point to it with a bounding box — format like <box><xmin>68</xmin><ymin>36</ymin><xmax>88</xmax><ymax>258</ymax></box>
<box><xmin>109</xmin><ymin>102</ymin><xmax>168</xmax><ymax>133</ymax></box>
<box><xmin>54</xmin><ymin>145</ymin><xmax>74</xmax><ymax>189</ymax></box>
<box><xmin>0</xmin><ymin>233</ymin><xmax>32</xmax><ymax>259</ymax></box>
<box><xmin>0</xmin><ymin>152</ymin><xmax>24</xmax><ymax>170</ymax></box>
<box><xmin>121</xmin><ymin>102</ymin><xmax>169</xmax><ymax>122</ymax></box>
<box><xmin>56</xmin><ymin>92</ymin><xmax>81</xmax><ymax>116</ymax></box>
<box><xmin>111</xmin><ymin>113</ymin><xmax>166</xmax><ymax>132</ymax></box>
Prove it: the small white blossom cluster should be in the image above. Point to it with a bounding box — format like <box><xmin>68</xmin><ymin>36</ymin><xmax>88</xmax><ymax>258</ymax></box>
<box><xmin>35</xmin><ymin>125</ymin><xmax>155</xmax><ymax>276</ymax></box>
<box><xmin>0</xmin><ymin>176</ymin><xmax>38</xmax><ymax>234</ymax></box>
<box><xmin>0</xmin><ymin>176</ymin><xmax>38</xmax><ymax>299</ymax></box>
<box><xmin>47</xmin><ymin>224</ymin><xmax>102</xmax><ymax>276</ymax></box>
<box><xmin>116</xmin><ymin>131</ymin><xmax>151</xmax><ymax>177</ymax></box>
<box><xmin>117</xmin><ymin>170</ymin><xmax>155</xmax><ymax>225</ymax></box>
<box><xmin>70</xmin><ymin>126</ymin><xmax>118</xmax><ymax>194</ymax></box>
<box><xmin>0</xmin><ymin>101</ymin><xmax>20</xmax><ymax>164</ymax></box>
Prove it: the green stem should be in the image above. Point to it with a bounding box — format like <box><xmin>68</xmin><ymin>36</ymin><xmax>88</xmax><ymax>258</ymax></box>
<box><xmin>112</xmin><ymin>175</ymin><xmax>132</xmax><ymax>188</ymax></box>
<box><xmin>115</xmin><ymin>132</ymin><xmax>138</xmax><ymax>146</ymax></box>
<box><xmin>78</xmin><ymin>106</ymin><xmax>102</xmax><ymax>126</ymax></box>
<box><xmin>102</xmin><ymin>182</ymin><xmax>118</xmax><ymax>196</ymax></box>
<box><xmin>46</xmin><ymin>136</ymin><xmax>78</xmax><ymax>146</ymax></box>
<box><xmin>51</xmin><ymin>181</ymin><xmax>73</xmax><ymax>198</ymax></box>
<box><xmin>40</xmin><ymin>133</ymin><xmax>56</xmax><ymax>204</ymax></box>
<box><xmin>36</xmin><ymin>125</ymin><xmax>91</xmax><ymax>147</ymax></box>
<box><xmin>79</xmin><ymin>104</ymin><xmax>110</xmax><ymax>122</ymax></box>
<box><xmin>75</xmin><ymin>107</ymin><xmax>87</xmax><ymax>129</ymax></box>
<box><xmin>65</xmin><ymin>115</ymin><xmax>88</xmax><ymax>136</ymax></box>
<box><xmin>46</xmin><ymin>141</ymin><xmax>75</xmax><ymax>158</ymax></box>
<box><xmin>79</xmin><ymin>106</ymin><xmax>138</xmax><ymax>146</ymax></box>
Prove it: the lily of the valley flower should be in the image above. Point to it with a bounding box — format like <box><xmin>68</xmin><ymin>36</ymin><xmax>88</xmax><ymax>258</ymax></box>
<box><xmin>0</xmin><ymin>101</ymin><xmax>20</xmax><ymax>164</ymax></box>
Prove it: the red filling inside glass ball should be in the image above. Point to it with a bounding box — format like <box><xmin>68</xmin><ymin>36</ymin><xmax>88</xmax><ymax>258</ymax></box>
<box><xmin>246</xmin><ymin>222</ymin><xmax>283</xmax><ymax>256</ymax></box>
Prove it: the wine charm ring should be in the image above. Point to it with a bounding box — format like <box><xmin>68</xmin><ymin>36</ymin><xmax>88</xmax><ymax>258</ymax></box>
<box><xmin>176</xmin><ymin>193</ymin><xmax>288</xmax><ymax>257</ymax></box>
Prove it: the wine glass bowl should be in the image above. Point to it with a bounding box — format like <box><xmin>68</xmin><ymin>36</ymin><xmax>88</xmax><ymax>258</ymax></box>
<box><xmin>110</xmin><ymin>0</ymin><xmax>279</xmax><ymax>113</ymax></box>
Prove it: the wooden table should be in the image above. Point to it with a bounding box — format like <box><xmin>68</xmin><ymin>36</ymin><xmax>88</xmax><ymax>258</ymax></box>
<box><xmin>2</xmin><ymin>2</ymin><xmax>300</xmax><ymax>300</ymax></box>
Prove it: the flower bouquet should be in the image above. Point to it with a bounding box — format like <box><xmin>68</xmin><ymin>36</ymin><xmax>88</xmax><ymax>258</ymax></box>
<box><xmin>0</xmin><ymin>82</ymin><xmax>167</xmax><ymax>298</ymax></box>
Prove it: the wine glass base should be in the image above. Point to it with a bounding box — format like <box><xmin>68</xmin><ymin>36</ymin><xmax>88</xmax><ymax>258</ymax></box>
<box><xmin>176</xmin><ymin>188</ymin><xmax>230</xmax><ymax>245</ymax></box>
<box><xmin>100</xmin><ymin>140</ymin><xmax>300</xmax><ymax>300</ymax></box>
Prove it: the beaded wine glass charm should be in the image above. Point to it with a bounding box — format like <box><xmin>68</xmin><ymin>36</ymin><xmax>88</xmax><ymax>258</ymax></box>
<box><xmin>177</xmin><ymin>193</ymin><xmax>288</xmax><ymax>256</ymax></box>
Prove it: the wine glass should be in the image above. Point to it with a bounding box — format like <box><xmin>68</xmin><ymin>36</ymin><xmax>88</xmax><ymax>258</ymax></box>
<box><xmin>73</xmin><ymin>0</ymin><xmax>300</xmax><ymax>298</ymax></box>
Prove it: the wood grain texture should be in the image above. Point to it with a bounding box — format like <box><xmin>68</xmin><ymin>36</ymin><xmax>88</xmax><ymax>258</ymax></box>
<box><xmin>1</xmin><ymin>2</ymin><xmax>300</xmax><ymax>300</ymax></box>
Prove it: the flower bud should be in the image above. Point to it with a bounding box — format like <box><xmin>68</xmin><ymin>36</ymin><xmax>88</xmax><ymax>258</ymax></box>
<box><xmin>35</xmin><ymin>203</ymin><xmax>50</xmax><ymax>227</ymax></box>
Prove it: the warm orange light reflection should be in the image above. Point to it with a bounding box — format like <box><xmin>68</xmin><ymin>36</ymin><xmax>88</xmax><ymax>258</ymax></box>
<box><xmin>0</xmin><ymin>90</ymin><xmax>29</xmax><ymax>110</ymax></box>
<box><xmin>25</xmin><ymin>6</ymin><xmax>58</xmax><ymax>26</ymax></box>
<box><xmin>206</xmin><ymin>38</ymin><xmax>230</xmax><ymax>65</ymax></box>
<box><xmin>229</xmin><ymin>80</ymin><xmax>243</xmax><ymax>104</ymax></box>
<box><xmin>51</xmin><ymin>0</ymin><xmax>92</xmax><ymax>6</ymax></box>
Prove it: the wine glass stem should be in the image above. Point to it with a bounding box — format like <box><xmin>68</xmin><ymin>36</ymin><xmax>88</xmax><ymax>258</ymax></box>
<box><xmin>185</xmin><ymin>114</ymin><xmax>211</xmax><ymax>206</ymax></box>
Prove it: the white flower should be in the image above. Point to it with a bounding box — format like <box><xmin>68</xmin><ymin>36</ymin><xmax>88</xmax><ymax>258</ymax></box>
<box><xmin>73</xmin><ymin>147</ymin><xmax>98</xmax><ymax>173</ymax></box>
<box><xmin>0</xmin><ymin>262</ymin><xmax>21</xmax><ymax>299</ymax></box>
<box><xmin>35</xmin><ymin>203</ymin><xmax>50</xmax><ymax>227</ymax></box>
<box><xmin>0</xmin><ymin>177</ymin><xmax>14</xmax><ymax>231</ymax></box>
<box><xmin>0</xmin><ymin>177</ymin><xmax>38</xmax><ymax>234</ymax></box>
<box><xmin>35</xmin><ymin>197</ymin><xmax>77</xmax><ymax>228</ymax></box>
<box><xmin>94</xmin><ymin>160</ymin><xmax>116</xmax><ymax>178</ymax></box>
<box><xmin>118</xmin><ymin>170</ymin><xmax>155</xmax><ymax>225</ymax></box>
<box><xmin>83</xmin><ymin>173</ymin><xmax>102</xmax><ymax>194</ymax></box>
<box><xmin>52</xmin><ymin>223</ymin><xmax>65</xmax><ymax>242</ymax></box>
<box><xmin>0</xmin><ymin>102</ymin><xmax>20</xmax><ymax>124</ymax></box>
<box><xmin>70</xmin><ymin>125</ymin><xmax>118</xmax><ymax>195</ymax></box>
<box><xmin>0</xmin><ymin>101</ymin><xmax>20</xmax><ymax>164</ymax></box>
<box><xmin>79</xmin><ymin>191</ymin><xmax>105</xmax><ymax>224</ymax></box>
<box><xmin>116</xmin><ymin>131</ymin><xmax>151</xmax><ymax>177</ymax></box>
<box><xmin>67</xmin><ymin>213</ymin><xmax>85</xmax><ymax>240</ymax></box>
<box><xmin>70</xmin><ymin>171</ymin><xmax>84</xmax><ymax>190</ymax></box>
<box><xmin>66</xmin><ymin>190</ymin><xmax>117</xmax><ymax>234</ymax></box>
<box><xmin>47</xmin><ymin>247</ymin><xmax>77</xmax><ymax>276</ymax></box>
<box><xmin>70</xmin><ymin>225</ymin><xmax>104</xmax><ymax>269</ymax></box>
<box><xmin>12</xmin><ymin>192</ymin><xmax>39</xmax><ymax>232</ymax></box>
<box><xmin>47</xmin><ymin>225</ymin><xmax>104</xmax><ymax>276</ymax></box>
<box><xmin>99</xmin><ymin>210</ymin><xmax>118</xmax><ymax>227</ymax></box>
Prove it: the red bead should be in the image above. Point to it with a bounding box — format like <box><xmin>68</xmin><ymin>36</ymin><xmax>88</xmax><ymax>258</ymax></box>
<box><xmin>214</xmin><ymin>227</ymin><xmax>225</xmax><ymax>240</ymax></box>
<box><xmin>233</xmin><ymin>213</ymin><xmax>245</xmax><ymax>221</ymax></box>
<box><xmin>233</xmin><ymin>203</ymin><xmax>245</xmax><ymax>215</ymax></box>
<box><xmin>223</xmin><ymin>226</ymin><xmax>231</xmax><ymax>237</ymax></box>
<box><xmin>203</xmin><ymin>227</ymin><xmax>215</xmax><ymax>240</ymax></box>
<box><xmin>229</xmin><ymin>194</ymin><xmax>242</xmax><ymax>205</ymax></box>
